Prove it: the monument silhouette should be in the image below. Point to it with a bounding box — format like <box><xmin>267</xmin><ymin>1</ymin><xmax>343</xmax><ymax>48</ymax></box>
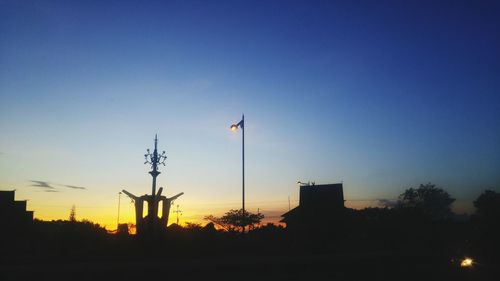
<box><xmin>122</xmin><ymin>135</ymin><xmax>183</xmax><ymax>234</ymax></box>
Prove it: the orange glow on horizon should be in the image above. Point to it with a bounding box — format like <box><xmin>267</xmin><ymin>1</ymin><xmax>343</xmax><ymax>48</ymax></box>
<box><xmin>32</xmin><ymin>207</ymin><xmax>285</xmax><ymax>232</ymax></box>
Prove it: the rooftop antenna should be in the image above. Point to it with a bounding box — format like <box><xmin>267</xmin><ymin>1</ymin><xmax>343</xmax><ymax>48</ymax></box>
<box><xmin>297</xmin><ymin>181</ymin><xmax>315</xmax><ymax>186</ymax></box>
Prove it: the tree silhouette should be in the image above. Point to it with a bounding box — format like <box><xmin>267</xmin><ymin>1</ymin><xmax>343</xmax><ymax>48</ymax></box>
<box><xmin>205</xmin><ymin>209</ymin><xmax>264</xmax><ymax>233</ymax></box>
<box><xmin>69</xmin><ymin>205</ymin><xmax>76</xmax><ymax>222</ymax></box>
<box><xmin>396</xmin><ymin>183</ymin><xmax>455</xmax><ymax>220</ymax></box>
<box><xmin>473</xmin><ymin>190</ymin><xmax>500</xmax><ymax>221</ymax></box>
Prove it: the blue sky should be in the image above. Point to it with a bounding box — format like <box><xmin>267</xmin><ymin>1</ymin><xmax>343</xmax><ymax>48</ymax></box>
<box><xmin>1</xmin><ymin>0</ymin><xmax>499</xmax><ymax>227</ymax></box>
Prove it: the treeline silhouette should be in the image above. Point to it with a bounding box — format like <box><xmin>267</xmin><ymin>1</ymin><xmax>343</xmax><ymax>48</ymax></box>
<box><xmin>1</xmin><ymin>186</ymin><xmax>499</xmax><ymax>280</ymax></box>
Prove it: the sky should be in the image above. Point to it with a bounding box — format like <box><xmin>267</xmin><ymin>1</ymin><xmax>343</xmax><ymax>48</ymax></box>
<box><xmin>1</xmin><ymin>0</ymin><xmax>499</xmax><ymax>229</ymax></box>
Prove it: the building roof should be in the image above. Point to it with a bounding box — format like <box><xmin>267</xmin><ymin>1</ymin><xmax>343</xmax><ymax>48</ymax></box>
<box><xmin>281</xmin><ymin>183</ymin><xmax>345</xmax><ymax>224</ymax></box>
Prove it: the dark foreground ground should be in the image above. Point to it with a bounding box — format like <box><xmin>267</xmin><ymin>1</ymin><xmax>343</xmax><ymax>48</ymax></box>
<box><xmin>1</xmin><ymin>252</ymin><xmax>497</xmax><ymax>281</ymax></box>
<box><xmin>2</xmin><ymin>213</ymin><xmax>499</xmax><ymax>280</ymax></box>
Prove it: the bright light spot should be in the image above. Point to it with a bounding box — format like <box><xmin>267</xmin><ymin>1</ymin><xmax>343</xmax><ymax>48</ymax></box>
<box><xmin>460</xmin><ymin>258</ymin><xmax>473</xmax><ymax>268</ymax></box>
<box><xmin>230</xmin><ymin>125</ymin><xmax>238</xmax><ymax>131</ymax></box>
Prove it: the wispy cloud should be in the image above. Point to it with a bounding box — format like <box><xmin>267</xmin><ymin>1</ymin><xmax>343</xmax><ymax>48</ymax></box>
<box><xmin>63</xmin><ymin>185</ymin><xmax>86</xmax><ymax>190</ymax></box>
<box><xmin>30</xmin><ymin>180</ymin><xmax>56</xmax><ymax>189</ymax></box>
<box><xmin>29</xmin><ymin>180</ymin><xmax>87</xmax><ymax>191</ymax></box>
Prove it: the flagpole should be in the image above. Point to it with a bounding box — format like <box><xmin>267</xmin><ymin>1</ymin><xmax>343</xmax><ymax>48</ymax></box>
<box><xmin>242</xmin><ymin>114</ymin><xmax>245</xmax><ymax>215</ymax></box>
<box><xmin>230</xmin><ymin>115</ymin><xmax>246</xmax><ymax>230</ymax></box>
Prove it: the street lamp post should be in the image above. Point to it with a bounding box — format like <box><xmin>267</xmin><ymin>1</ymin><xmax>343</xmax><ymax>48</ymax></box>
<box><xmin>231</xmin><ymin>114</ymin><xmax>245</xmax><ymax>215</ymax></box>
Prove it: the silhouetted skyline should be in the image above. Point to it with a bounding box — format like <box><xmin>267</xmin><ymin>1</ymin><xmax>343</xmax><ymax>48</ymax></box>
<box><xmin>1</xmin><ymin>1</ymin><xmax>499</xmax><ymax>229</ymax></box>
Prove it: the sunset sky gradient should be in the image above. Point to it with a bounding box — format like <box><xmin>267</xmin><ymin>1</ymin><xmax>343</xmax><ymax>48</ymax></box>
<box><xmin>1</xmin><ymin>0</ymin><xmax>499</xmax><ymax>229</ymax></box>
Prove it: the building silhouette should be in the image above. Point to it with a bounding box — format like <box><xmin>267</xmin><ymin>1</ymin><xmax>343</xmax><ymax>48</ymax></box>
<box><xmin>281</xmin><ymin>183</ymin><xmax>345</xmax><ymax>230</ymax></box>
<box><xmin>0</xmin><ymin>190</ymin><xmax>33</xmax><ymax>232</ymax></box>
